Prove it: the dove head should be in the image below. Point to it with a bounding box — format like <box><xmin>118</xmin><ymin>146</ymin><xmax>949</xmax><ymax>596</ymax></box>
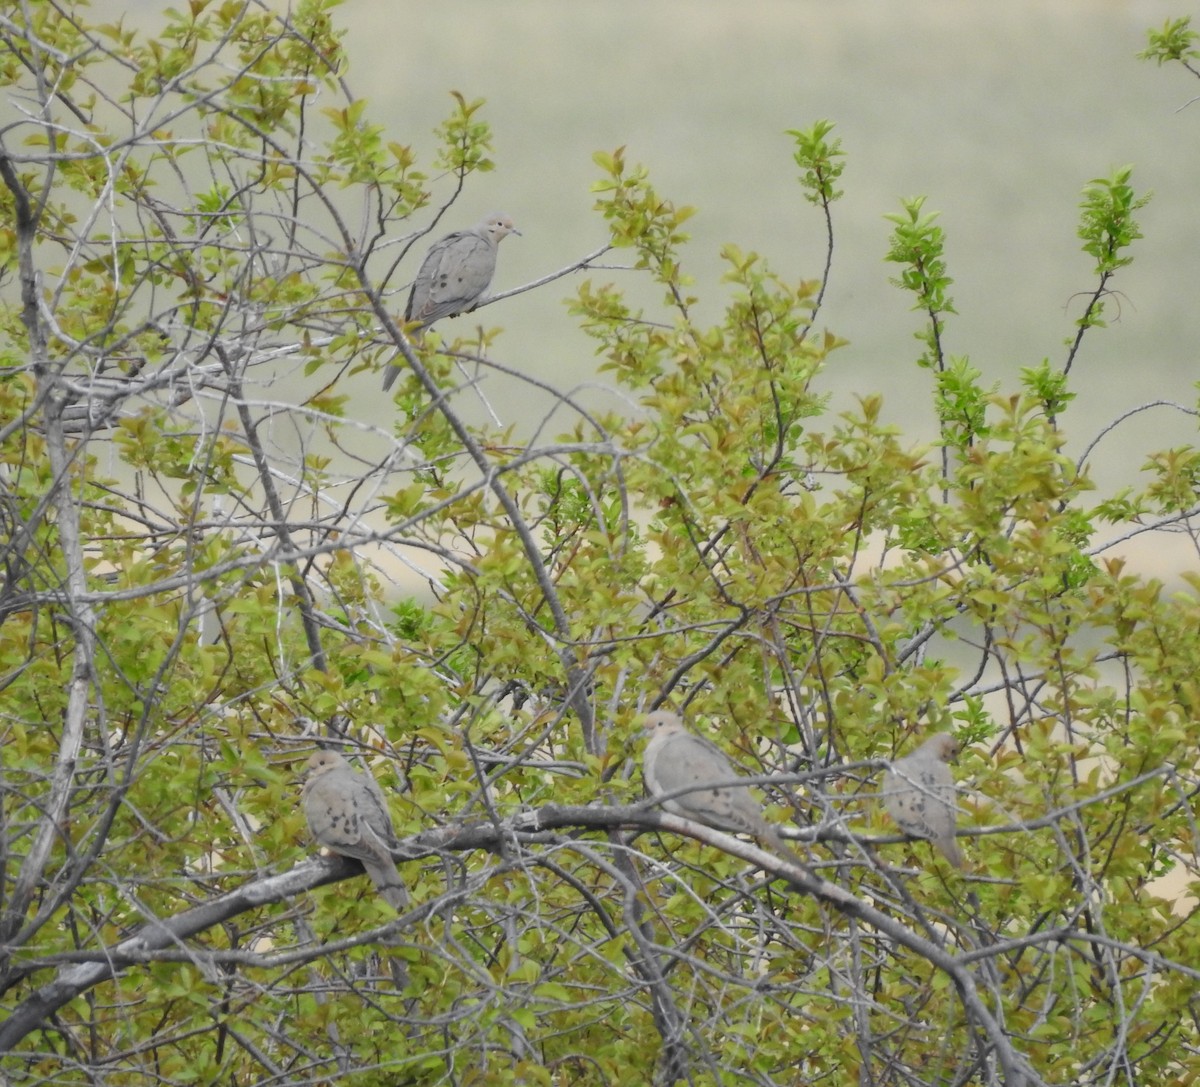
<box><xmin>479</xmin><ymin>213</ymin><xmax>520</xmax><ymax>241</ymax></box>
<box><xmin>306</xmin><ymin>750</ymin><xmax>345</xmax><ymax>776</ymax></box>
<box><xmin>925</xmin><ymin>733</ymin><xmax>961</xmax><ymax>763</ymax></box>
<box><xmin>642</xmin><ymin>711</ymin><xmax>685</xmax><ymax>738</ymax></box>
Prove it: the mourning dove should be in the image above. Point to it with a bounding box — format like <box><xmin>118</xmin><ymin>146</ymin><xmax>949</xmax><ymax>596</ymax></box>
<box><xmin>641</xmin><ymin>711</ymin><xmax>804</xmax><ymax>866</ymax></box>
<box><xmin>302</xmin><ymin>751</ymin><xmax>409</xmax><ymax>909</ymax></box>
<box><xmin>881</xmin><ymin>733</ymin><xmax>964</xmax><ymax>868</ymax></box>
<box><xmin>382</xmin><ymin>213</ymin><xmax>521</xmax><ymax>391</ymax></box>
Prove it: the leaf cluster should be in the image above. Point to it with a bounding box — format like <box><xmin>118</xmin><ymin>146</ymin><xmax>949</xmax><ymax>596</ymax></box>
<box><xmin>0</xmin><ymin>6</ymin><xmax>1198</xmax><ymax>1087</ymax></box>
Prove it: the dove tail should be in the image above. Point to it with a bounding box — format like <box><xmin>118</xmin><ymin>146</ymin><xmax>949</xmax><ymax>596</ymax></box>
<box><xmin>382</xmin><ymin>325</ymin><xmax>429</xmax><ymax>391</ymax></box>
<box><xmin>364</xmin><ymin>859</ymin><xmax>410</xmax><ymax>910</ymax></box>
<box><xmin>939</xmin><ymin>837</ymin><xmax>966</xmax><ymax>869</ymax></box>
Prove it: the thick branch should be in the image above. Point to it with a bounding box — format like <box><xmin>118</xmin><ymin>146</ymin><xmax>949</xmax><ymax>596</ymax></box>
<box><xmin>0</xmin><ymin>799</ymin><xmax>1123</xmax><ymax>1084</ymax></box>
<box><xmin>0</xmin><ymin>153</ymin><xmax>97</xmax><ymax>947</ymax></box>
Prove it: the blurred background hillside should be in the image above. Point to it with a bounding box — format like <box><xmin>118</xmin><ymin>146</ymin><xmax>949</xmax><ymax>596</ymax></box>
<box><xmin>125</xmin><ymin>0</ymin><xmax>1200</xmax><ymax>568</ymax></box>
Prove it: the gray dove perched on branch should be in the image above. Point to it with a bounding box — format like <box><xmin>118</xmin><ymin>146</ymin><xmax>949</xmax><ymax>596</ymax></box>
<box><xmin>381</xmin><ymin>213</ymin><xmax>522</xmax><ymax>391</ymax></box>
<box><xmin>641</xmin><ymin>711</ymin><xmax>805</xmax><ymax>866</ymax></box>
<box><xmin>302</xmin><ymin>751</ymin><xmax>409</xmax><ymax>909</ymax></box>
<box><xmin>881</xmin><ymin>733</ymin><xmax>964</xmax><ymax>868</ymax></box>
